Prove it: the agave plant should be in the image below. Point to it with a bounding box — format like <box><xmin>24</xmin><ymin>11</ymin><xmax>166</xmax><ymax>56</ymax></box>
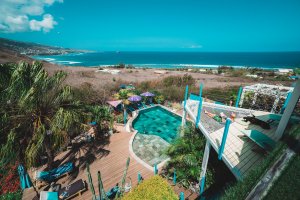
<box><xmin>0</xmin><ymin>62</ymin><xmax>111</xmax><ymax>169</ymax></box>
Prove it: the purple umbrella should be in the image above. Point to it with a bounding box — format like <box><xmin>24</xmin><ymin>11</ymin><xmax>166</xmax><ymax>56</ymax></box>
<box><xmin>128</xmin><ymin>95</ymin><xmax>142</xmax><ymax>102</ymax></box>
<box><xmin>140</xmin><ymin>92</ymin><xmax>155</xmax><ymax>97</ymax></box>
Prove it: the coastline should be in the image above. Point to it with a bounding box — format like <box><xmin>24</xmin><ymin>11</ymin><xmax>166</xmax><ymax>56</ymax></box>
<box><xmin>32</xmin><ymin>51</ymin><xmax>300</xmax><ymax>70</ymax></box>
<box><xmin>0</xmin><ymin>48</ymin><xmax>294</xmax><ymax>92</ymax></box>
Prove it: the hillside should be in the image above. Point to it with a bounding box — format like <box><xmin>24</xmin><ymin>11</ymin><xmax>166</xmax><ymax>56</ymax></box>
<box><xmin>0</xmin><ymin>37</ymin><xmax>88</xmax><ymax>56</ymax></box>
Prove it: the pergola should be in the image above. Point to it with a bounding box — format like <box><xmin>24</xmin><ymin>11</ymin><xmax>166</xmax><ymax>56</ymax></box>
<box><xmin>239</xmin><ymin>84</ymin><xmax>294</xmax><ymax>113</ymax></box>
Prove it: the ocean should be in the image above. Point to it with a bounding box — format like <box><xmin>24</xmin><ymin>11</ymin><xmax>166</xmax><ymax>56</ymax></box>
<box><xmin>32</xmin><ymin>51</ymin><xmax>300</xmax><ymax>69</ymax></box>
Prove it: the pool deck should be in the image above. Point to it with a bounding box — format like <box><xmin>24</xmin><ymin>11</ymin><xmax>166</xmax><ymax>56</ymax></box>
<box><xmin>22</xmin><ymin>124</ymin><xmax>198</xmax><ymax>200</ymax></box>
<box><xmin>186</xmin><ymin>100</ymin><xmax>280</xmax><ymax>179</ymax></box>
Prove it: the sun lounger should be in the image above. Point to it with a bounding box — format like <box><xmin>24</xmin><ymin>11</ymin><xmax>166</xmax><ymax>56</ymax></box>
<box><xmin>36</xmin><ymin>162</ymin><xmax>74</xmax><ymax>184</ymax></box>
<box><xmin>40</xmin><ymin>191</ymin><xmax>59</xmax><ymax>200</ymax></box>
<box><xmin>58</xmin><ymin>179</ymin><xmax>86</xmax><ymax>200</ymax></box>
<box><xmin>127</xmin><ymin>106</ymin><xmax>135</xmax><ymax>112</ymax></box>
<box><xmin>141</xmin><ymin>102</ymin><xmax>148</xmax><ymax>108</ymax></box>
<box><xmin>150</xmin><ymin>103</ymin><xmax>155</xmax><ymax>106</ymax></box>
<box><xmin>242</xmin><ymin>130</ymin><xmax>276</xmax><ymax>151</ymax></box>
<box><xmin>137</xmin><ymin>103</ymin><xmax>144</xmax><ymax>109</ymax></box>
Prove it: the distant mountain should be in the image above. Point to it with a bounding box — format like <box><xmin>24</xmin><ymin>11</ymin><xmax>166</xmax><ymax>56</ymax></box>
<box><xmin>0</xmin><ymin>37</ymin><xmax>89</xmax><ymax>56</ymax></box>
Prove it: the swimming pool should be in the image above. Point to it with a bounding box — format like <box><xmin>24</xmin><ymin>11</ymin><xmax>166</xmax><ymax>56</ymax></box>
<box><xmin>133</xmin><ymin>106</ymin><xmax>182</xmax><ymax>143</ymax></box>
<box><xmin>131</xmin><ymin>105</ymin><xmax>182</xmax><ymax>167</ymax></box>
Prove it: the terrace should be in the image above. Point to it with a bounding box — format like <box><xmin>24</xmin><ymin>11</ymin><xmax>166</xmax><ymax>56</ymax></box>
<box><xmin>186</xmin><ymin>100</ymin><xmax>280</xmax><ymax>179</ymax></box>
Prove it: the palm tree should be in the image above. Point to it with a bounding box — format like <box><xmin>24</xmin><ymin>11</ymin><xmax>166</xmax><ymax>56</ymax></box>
<box><xmin>165</xmin><ymin>125</ymin><xmax>212</xmax><ymax>187</ymax></box>
<box><xmin>0</xmin><ymin>62</ymin><xmax>111</xmax><ymax>169</ymax></box>
<box><xmin>114</xmin><ymin>89</ymin><xmax>134</xmax><ymax>123</ymax></box>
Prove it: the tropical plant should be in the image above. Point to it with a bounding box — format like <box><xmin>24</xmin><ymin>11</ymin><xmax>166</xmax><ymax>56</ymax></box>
<box><xmin>165</xmin><ymin>125</ymin><xmax>214</xmax><ymax>188</ymax></box>
<box><xmin>0</xmin><ymin>62</ymin><xmax>111</xmax><ymax>169</ymax></box>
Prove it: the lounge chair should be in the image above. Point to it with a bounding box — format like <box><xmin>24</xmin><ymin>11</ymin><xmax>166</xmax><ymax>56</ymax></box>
<box><xmin>127</xmin><ymin>106</ymin><xmax>135</xmax><ymax>112</ymax></box>
<box><xmin>40</xmin><ymin>191</ymin><xmax>59</xmax><ymax>200</ymax></box>
<box><xmin>58</xmin><ymin>179</ymin><xmax>86</xmax><ymax>200</ymax></box>
<box><xmin>137</xmin><ymin>103</ymin><xmax>144</xmax><ymax>110</ymax></box>
<box><xmin>35</xmin><ymin>162</ymin><xmax>74</xmax><ymax>185</ymax></box>
<box><xmin>105</xmin><ymin>184</ymin><xmax>119</xmax><ymax>199</ymax></box>
<box><xmin>150</xmin><ymin>103</ymin><xmax>155</xmax><ymax>106</ymax></box>
<box><xmin>141</xmin><ymin>102</ymin><xmax>148</xmax><ymax>108</ymax></box>
<box><xmin>241</xmin><ymin>130</ymin><xmax>276</xmax><ymax>151</ymax></box>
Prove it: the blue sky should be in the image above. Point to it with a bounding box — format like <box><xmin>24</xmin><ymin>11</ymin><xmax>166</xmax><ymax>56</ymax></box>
<box><xmin>1</xmin><ymin>0</ymin><xmax>300</xmax><ymax>52</ymax></box>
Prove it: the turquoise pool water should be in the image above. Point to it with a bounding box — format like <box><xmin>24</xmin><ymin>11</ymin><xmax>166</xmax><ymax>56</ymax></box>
<box><xmin>133</xmin><ymin>106</ymin><xmax>182</xmax><ymax>143</ymax></box>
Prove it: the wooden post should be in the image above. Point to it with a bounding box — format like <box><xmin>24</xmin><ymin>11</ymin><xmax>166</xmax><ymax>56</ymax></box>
<box><xmin>154</xmin><ymin>164</ymin><xmax>158</xmax><ymax>175</ymax></box>
<box><xmin>252</xmin><ymin>91</ymin><xmax>258</xmax><ymax>106</ymax></box>
<box><xmin>218</xmin><ymin>119</ymin><xmax>231</xmax><ymax>160</ymax></box>
<box><xmin>276</xmin><ymin>78</ymin><xmax>300</xmax><ymax>139</ymax></box>
<box><xmin>235</xmin><ymin>86</ymin><xmax>243</xmax><ymax>107</ymax></box>
<box><xmin>180</xmin><ymin>192</ymin><xmax>184</xmax><ymax>200</ymax></box>
<box><xmin>199</xmin><ymin>83</ymin><xmax>203</xmax><ymax>98</ymax></box>
<box><xmin>280</xmin><ymin>92</ymin><xmax>292</xmax><ymax>114</ymax></box>
<box><xmin>195</xmin><ymin>97</ymin><xmax>203</xmax><ymax>128</ymax></box>
<box><xmin>239</xmin><ymin>89</ymin><xmax>246</xmax><ymax>107</ymax></box>
<box><xmin>138</xmin><ymin>172</ymin><xmax>142</xmax><ymax>184</ymax></box>
<box><xmin>271</xmin><ymin>90</ymin><xmax>281</xmax><ymax>113</ymax></box>
<box><xmin>199</xmin><ymin>140</ymin><xmax>211</xmax><ymax>196</ymax></box>
<box><xmin>181</xmin><ymin>85</ymin><xmax>189</xmax><ymax>127</ymax></box>
<box><xmin>173</xmin><ymin>169</ymin><xmax>176</xmax><ymax>185</ymax></box>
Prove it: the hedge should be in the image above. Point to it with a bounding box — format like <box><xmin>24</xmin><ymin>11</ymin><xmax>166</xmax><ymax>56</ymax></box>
<box><xmin>122</xmin><ymin>176</ymin><xmax>178</xmax><ymax>200</ymax></box>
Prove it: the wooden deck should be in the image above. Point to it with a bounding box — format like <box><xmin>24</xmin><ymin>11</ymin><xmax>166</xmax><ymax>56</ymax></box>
<box><xmin>22</xmin><ymin>124</ymin><xmax>199</xmax><ymax>200</ymax></box>
<box><xmin>23</xmin><ymin>125</ymin><xmax>153</xmax><ymax>200</ymax></box>
<box><xmin>186</xmin><ymin>100</ymin><xmax>279</xmax><ymax>179</ymax></box>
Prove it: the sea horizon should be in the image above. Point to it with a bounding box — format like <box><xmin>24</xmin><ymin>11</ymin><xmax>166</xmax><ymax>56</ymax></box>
<box><xmin>33</xmin><ymin>51</ymin><xmax>300</xmax><ymax>70</ymax></box>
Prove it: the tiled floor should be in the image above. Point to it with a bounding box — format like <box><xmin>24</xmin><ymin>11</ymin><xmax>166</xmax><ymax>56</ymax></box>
<box><xmin>132</xmin><ymin>133</ymin><xmax>170</xmax><ymax>166</ymax></box>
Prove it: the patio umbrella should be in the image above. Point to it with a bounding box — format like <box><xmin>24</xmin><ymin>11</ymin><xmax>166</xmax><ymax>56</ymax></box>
<box><xmin>18</xmin><ymin>164</ymin><xmax>32</xmax><ymax>189</ymax></box>
<box><xmin>128</xmin><ymin>95</ymin><xmax>142</xmax><ymax>102</ymax></box>
<box><xmin>140</xmin><ymin>92</ymin><xmax>155</xmax><ymax>97</ymax></box>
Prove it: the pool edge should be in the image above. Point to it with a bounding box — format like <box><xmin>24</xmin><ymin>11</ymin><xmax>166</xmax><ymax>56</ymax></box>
<box><xmin>128</xmin><ymin>104</ymin><xmax>180</xmax><ymax>172</ymax></box>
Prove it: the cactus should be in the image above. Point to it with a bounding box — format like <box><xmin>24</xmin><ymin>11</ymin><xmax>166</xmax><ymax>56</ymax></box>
<box><xmin>86</xmin><ymin>163</ymin><xmax>97</xmax><ymax>200</ymax></box>
<box><xmin>98</xmin><ymin>170</ymin><xmax>108</xmax><ymax>200</ymax></box>
<box><xmin>117</xmin><ymin>157</ymin><xmax>130</xmax><ymax>197</ymax></box>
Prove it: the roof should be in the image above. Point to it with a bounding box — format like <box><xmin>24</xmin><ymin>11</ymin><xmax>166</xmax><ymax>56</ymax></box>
<box><xmin>107</xmin><ymin>100</ymin><xmax>122</xmax><ymax>108</ymax></box>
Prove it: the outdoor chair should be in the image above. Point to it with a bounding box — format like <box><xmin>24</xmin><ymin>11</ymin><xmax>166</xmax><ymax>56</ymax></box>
<box><xmin>141</xmin><ymin>102</ymin><xmax>148</xmax><ymax>108</ymax></box>
<box><xmin>35</xmin><ymin>162</ymin><xmax>74</xmax><ymax>188</ymax></box>
<box><xmin>40</xmin><ymin>191</ymin><xmax>59</xmax><ymax>200</ymax></box>
<box><xmin>58</xmin><ymin>179</ymin><xmax>86</xmax><ymax>200</ymax></box>
<box><xmin>241</xmin><ymin>129</ymin><xmax>276</xmax><ymax>151</ymax></box>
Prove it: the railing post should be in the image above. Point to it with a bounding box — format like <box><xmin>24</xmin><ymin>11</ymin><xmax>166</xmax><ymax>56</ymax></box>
<box><xmin>180</xmin><ymin>192</ymin><xmax>184</xmax><ymax>200</ymax></box>
<box><xmin>173</xmin><ymin>169</ymin><xmax>176</xmax><ymax>185</ymax></box>
<box><xmin>138</xmin><ymin>172</ymin><xmax>142</xmax><ymax>184</ymax></box>
<box><xmin>154</xmin><ymin>164</ymin><xmax>158</xmax><ymax>175</ymax></box>
<box><xmin>199</xmin><ymin>83</ymin><xmax>203</xmax><ymax>98</ymax></box>
<box><xmin>280</xmin><ymin>92</ymin><xmax>292</xmax><ymax>114</ymax></box>
<box><xmin>218</xmin><ymin>119</ymin><xmax>231</xmax><ymax>160</ymax></box>
<box><xmin>181</xmin><ymin>85</ymin><xmax>189</xmax><ymax>127</ymax></box>
<box><xmin>199</xmin><ymin>140</ymin><xmax>211</xmax><ymax>196</ymax></box>
<box><xmin>235</xmin><ymin>86</ymin><xmax>243</xmax><ymax>107</ymax></box>
<box><xmin>195</xmin><ymin>97</ymin><xmax>203</xmax><ymax>128</ymax></box>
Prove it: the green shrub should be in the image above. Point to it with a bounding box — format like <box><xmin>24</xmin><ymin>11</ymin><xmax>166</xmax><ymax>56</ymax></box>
<box><xmin>0</xmin><ymin>190</ymin><xmax>22</xmax><ymax>200</ymax></box>
<box><xmin>122</xmin><ymin>176</ymin><xmax>177</xmax><ymax>200</ymax></box>
<box><xmin>264</xmin><ymin>155</ymin><xmax>300</xmax><ymax>200</ymax></box>
<box><xmin>165</xmin><ymin>125</ymin><xmax>214</xmax><ymax>188</ymax></box>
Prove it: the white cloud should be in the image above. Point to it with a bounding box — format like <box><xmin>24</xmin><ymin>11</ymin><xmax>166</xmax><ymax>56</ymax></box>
<box><xmin>187</xmin><ymin>44</ymin><xmax>203</xmax><ymax>49</ymax></box>
<box><xmin>0</xmin><ymin>0</ymin><xmax>63</xmax><ymax>33</ymax></box>
<box><xmin>30</xmin><ymin>14</ymin><xmax>57</xmax><ymax>32</ymax></box>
